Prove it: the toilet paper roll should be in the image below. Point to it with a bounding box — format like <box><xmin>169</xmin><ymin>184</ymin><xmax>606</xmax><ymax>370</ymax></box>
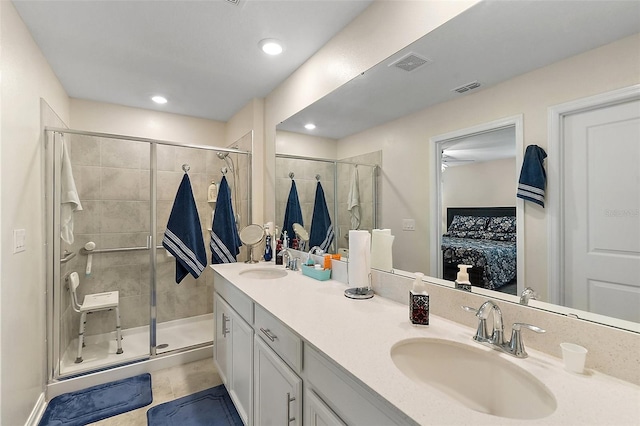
<box><xmin>371</xmin><ymin>229</ymin><xmax>394</xmax><ymax>272</ymax></box>
<box><xmin>348</xmin><ymin>230</ymin><xmax>371</xmax><ymax>288</ymax></box>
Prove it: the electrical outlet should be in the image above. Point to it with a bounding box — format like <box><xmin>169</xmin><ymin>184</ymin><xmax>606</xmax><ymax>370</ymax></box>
<box><xmin>402</xmin><ymin>219</ymin><xmax>415</xmax><ymax>231</ymax></box>
<box><xmin>13</xmin><ymin>229</ymin><xmax>26</xmax><ymax>253</ymax></box>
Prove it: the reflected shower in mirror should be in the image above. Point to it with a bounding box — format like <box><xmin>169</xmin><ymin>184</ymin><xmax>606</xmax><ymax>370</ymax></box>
<box><xmin>275</xmin><ymin>151</ymin><xmax>379</xmax><ymax>255</ymax></box>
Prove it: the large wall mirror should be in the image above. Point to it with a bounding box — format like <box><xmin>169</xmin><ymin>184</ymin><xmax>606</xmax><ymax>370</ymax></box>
<box><xmin>276</xmin><ymin>0</ymin><xmax>640</xmax><ymax>332</ymax></box>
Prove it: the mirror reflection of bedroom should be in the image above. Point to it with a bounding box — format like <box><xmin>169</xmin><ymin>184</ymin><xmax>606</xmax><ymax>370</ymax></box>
<box><xmin>439</xmin><ymin>126</ymin><xmax>518</xmax><ymax>295</ymax></box>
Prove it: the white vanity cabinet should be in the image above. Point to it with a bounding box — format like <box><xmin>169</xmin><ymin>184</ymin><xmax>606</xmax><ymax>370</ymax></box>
<box><xmin>254</xmin><ymin>335</ymin><xmax>302</xmax><ymax>425</ymax></box>
<box><xmin>212</xmin><ymin>268</ymin><xmax>414</xmax><ymax>426</ymax></box>
<box><xmin>304</xmin><ymin>388</ymin><xmax>347</xmax><ymax>426</ymax></box>
<box><xmin>213</xmin><ymin>292</ymin><xmax>253</xmax><ymax>425</ymax></box>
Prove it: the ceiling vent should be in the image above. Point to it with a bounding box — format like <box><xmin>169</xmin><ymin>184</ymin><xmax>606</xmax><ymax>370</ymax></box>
<box><xmin>225</xmin><ymin>0</ymin><xmax>240</xmax><ymax>4</ymax></box>
<box><xmin>388</xmin><ymin>53</ymin><xmax>432</xmax><ymax>73</ymax></box>
<box><xmin>452</xmin><ymin>81</ymin><xmax>481</xmax><ymax>94</ymax></box>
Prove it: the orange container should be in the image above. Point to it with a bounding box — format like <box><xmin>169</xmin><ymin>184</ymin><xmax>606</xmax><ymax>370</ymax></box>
<box><xmin>323</xmin><ymin>254</ymin><xmax>331</xmax><ymax>269</ymax></box>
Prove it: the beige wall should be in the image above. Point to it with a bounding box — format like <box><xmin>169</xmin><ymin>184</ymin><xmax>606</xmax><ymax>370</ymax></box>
<box><xmin>0</xmin><ymin>2</ymin><xmax>71</xmax><ymax>425</ymax></box>
<box><xmin>276</xmin><ymin>130</ymin><xmax>338</xmax><ymax>160</ymax></box>
<box><xmin>336</xmin><ymin>33</ymin><xmax>640</xmax><ymax>297</ymax></box>
<box><xmin>442</xmin><ymin>157</ymin><xmax>516</xmax><ymax>212</ymax></box>
<box><xmin>70</xmin><ymin>98</ymin><xmax>226</xmax><ymax>145</ymax></box>
<box><xmin>264</xmin><ymin>0</ymin><xmax>479</xmax><ymax>225</ymax></box>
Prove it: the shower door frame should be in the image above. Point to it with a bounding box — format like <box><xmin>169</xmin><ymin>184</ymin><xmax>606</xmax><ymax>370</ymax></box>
<box><xmin>45</xmin><ymin>127</ymin><xmax>252</xmax><ymax>381</ymax></box>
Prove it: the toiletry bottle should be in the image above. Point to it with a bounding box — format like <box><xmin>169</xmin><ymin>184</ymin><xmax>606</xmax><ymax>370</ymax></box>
<box><xmin>323</xmin><ymin>254</ymin><xmax>332</xmax><ymax>270</ymax></box>
<box><xmin>264</xmin><ymin>231</ymin><xmax>273</xmax><ymax>262</ymax></box>
<box><xmin>455</xmin><ymin>264</ymin><xmax>472</xmax><ymax>291</ymax></box>
<box><xmin>275</xmin><ymin>239</ymin><xmax>283</xmax><ymax>265</ymax></box>
<box><xmin>410</xmin><ymin>272</ymin><xmax>429</xmax><ymax>326</ymax></box>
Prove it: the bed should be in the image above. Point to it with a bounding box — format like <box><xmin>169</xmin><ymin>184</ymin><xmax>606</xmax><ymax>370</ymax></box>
<box><xmin>441</xmin><ymin>207</ymin><xmax>517</xmax><ymax>290</ymax></box>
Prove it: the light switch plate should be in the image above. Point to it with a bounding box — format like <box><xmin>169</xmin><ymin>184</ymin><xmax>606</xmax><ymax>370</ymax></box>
<box><xmin>13</xmin><ymin>229</ymin><xmax>26</xmax><ymax>253</ymax></box>
<box><xmin>402</xmin><ymin>219</ymin><xmax>415</xmax><ymax>231</ymax></box>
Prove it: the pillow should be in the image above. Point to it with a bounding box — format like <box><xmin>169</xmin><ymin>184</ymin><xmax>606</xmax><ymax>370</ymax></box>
<box><xmin>444</xmin><ymin>230</ymin><xmax>483</xmax><ymax>239</ymax></box>
<box><xmin>448</xmin><ymin>215</ymin><xmax>489</xmax><ymax>232</ymax></box>
<box><xmin>487</xmin><ymin>216</ymin><xmax>516</xmax><ymax>233</ymax></box>
<box><xmin>479</xmin><ymin>231</ymin><xmax>517</xmax><ymax>242</ymax></box>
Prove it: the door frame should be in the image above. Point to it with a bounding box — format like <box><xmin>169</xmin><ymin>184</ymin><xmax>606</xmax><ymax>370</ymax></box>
<box><xmin>429</xmin><ymin>114</ymin><xmax>524</xmax><ymax>294</ymax></box>
<box><xmin>547</xmin><ymin>84</ymin><xmax>640</xmax><ymax>305</ymax></box>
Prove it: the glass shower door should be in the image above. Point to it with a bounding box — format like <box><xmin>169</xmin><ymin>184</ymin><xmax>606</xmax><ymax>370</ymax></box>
<box><xmin>52</xmin><ymin>131</ymin><xmax>152</xmax><ymax>378</ymax></box>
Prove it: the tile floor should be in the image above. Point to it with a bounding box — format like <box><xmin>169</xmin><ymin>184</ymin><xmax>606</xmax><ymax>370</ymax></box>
<box><xmin>89</xmin><ymin>357</ymin><xmax>223</xmax><ymax>425</ymax></box>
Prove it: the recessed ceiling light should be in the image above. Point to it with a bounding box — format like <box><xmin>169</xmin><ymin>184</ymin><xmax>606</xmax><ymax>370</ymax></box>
<box><xmin>304</xmin><ymin>123</ymin><xmax>316</xmax><ymax>130</ymax></box>
<box><xmin>259</xmin><ymin>39</ymin><xmax>283</xmax><ymax>56</ymax></box>
<box><xmin>152</xmin><ymin>95</ymin><xmax>168</xmax><ymax>104</ymax></box>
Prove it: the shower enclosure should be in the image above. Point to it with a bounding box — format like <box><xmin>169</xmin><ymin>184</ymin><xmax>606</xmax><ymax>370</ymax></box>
<box><xmin>275</xmin><ymin>152</ymin><xmax>380</xmax><ymax>253</ymax></box>
<box><xmin>45</xmin><ymin>128</ymin><xmax>252</xmax><ymax>380</ymax></box>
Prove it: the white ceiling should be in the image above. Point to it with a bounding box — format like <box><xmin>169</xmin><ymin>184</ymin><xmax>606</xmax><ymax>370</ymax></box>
<box><xmin>12</xmin><ymin>0</ymin><xmax>373</xmax><ymax>121</ymax></box>
<box><xmin>278</xmin><ymin>0</ymin><xmax>640</xmax><ymax>139</ymax></box>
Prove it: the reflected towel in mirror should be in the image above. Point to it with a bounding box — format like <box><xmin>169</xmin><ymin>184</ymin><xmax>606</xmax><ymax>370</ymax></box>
<box><xmin>348</xmin><ymin>167</ymin><xmax>361</xmax><ymax>229</ymax></box>
<box><xmin>309</xmin><ymin>181</ymin><xmax>334</xmax><ymax>252</ymax></box>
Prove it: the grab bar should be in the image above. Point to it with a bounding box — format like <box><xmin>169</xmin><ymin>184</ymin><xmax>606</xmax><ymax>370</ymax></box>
<box><xmin>80</xmin><ymin>245</ymin><xmax>164</xmax><ymax>255</ymax></box>
<box><xmin>60</xmin><ymin>250</ymin><xmax>76</xmax><ymax>264</ymax></box>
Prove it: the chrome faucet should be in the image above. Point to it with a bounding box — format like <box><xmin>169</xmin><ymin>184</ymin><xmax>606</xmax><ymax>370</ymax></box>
<box><xmin>475</xmin><ymin>300</ymin><xmax>504</xmax><ymax>346</ymax></box>
<box><xmin>462</xmin><ymin>300</ymin><xmax>545</xmax><ymax>358</ymax></box>
<box><xmin>306</xmin><ymin>246</ymin><xmax>324</xmax><ymax>264</ymax></box>
<box><xmin>278</xmin><ymin>248</ymin><xmax>299</xmax><ymax>271</ymax></box>
<box><xmin>519</xmin><ymin>287</ymin><xmax>538</xmax><ymax>305</ymax></box>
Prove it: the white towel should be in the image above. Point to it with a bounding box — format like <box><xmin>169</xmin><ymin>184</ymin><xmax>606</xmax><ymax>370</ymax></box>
<box><xmin>60</xmin><ymin>136</ymin><xmax>82</xmax><ymax>244</ymax></box>
<box><xmin>371</xmin><ymin>229</ymin><xmax>394</xmax><ymax>272</ymax></box>
<box><xmin>348</xmin><ymin>167</ymin><xmax>361</xmax><ymax>229</ymax></box>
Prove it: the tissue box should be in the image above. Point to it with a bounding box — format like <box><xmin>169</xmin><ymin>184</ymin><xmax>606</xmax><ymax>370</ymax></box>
<box><xmin>301</xmin><ymin>264</ymin><xmax>331</xmax><ymax>281</ymax></box>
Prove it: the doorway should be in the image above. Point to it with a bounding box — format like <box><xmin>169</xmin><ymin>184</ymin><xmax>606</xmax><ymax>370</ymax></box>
<box><xmin>430</xmin><ymin>115</ymin><xmax>524</xmax><ymax>295</ymax></box>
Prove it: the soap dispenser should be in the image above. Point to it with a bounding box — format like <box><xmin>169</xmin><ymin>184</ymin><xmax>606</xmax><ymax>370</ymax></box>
<box><xmin>410</xmin><ymin>272</ymin><xmax>429</xmax><ymax>326</ymax></box>
<box><xmin>455</xmin><ymin>264</ymin><xmax>472</xmax><ymax>292</ymax></box>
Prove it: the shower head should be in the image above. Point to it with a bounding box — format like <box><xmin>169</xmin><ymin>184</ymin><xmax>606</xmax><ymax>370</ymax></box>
<box><xmin>217</xmin><ymin>152</ymin><xmax>229</xmax><ymax>160</ymax></box>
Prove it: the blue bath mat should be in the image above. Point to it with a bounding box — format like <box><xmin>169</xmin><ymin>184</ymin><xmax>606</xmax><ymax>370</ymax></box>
<box><xmin>147</xmin><ymin>385</ymin><xmax>242</xmax><ymax>426</ymax></box>
<box><xmin>39</xmin><ymin>373</ymin><xmax>152</xmax><ymax>426</ymax></box>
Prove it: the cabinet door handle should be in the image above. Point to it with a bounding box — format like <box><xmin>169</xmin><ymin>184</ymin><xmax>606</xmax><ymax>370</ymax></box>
<box><xmin>222</xmin><ymin>313</ymin><xmax>230</xmax><ymax>337</ymax></box>
<box><xmin>260</xmin><ymin>327</ymin><xmax>277</xmax><ymax>342</ymax></box>
<box><xmin>286</xmin><ymin>392</ymin><xmax>296</xmax><ymax>423</ymax></box>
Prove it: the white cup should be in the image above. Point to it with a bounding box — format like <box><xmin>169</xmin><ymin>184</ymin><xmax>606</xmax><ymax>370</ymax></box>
<box><xmin>560</xmin><ymin>342</ymin><xmax>588</xmax><ymax>374</ymax></box>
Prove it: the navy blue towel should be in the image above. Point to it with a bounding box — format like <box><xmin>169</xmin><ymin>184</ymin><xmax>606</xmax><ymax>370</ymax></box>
<box><xmin>517</xmin><ymin>145</ymin><xmax>547</xmax><ymax>207</ymax></box>
<box><xmin>309</xmin><ymin>182</ymin><xmax>334</xmax><ymax>252</ymax></box>
<box><xmin>210</xmin><ymin>176</ymin><xmax>241</xmax><ymax>264</ymax></box>
<box><xmin>163</xmin><ymin>174</ymin><xmax>207</xmax><ymax>284</ymax></box>
<box><xmin>282</xmin><ymin>180</ymin><xmax>303</xmax><ymax>241</ymax></box>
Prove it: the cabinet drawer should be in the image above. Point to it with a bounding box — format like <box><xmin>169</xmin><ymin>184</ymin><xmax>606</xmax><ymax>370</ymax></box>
<box><xmin>254</xmin><ymin>304</ymin><xmax>302</xmax><ymax>373</ymax></box>
<box><xmin>214</xmin><ymin>271</ymin><xmax>253</xmax><ymax>323</ymax></box>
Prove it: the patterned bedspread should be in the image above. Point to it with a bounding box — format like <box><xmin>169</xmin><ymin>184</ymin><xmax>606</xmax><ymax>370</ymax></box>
<box><xmin>441</xmin><ymin>236</ymin><xmax>517</xmax><ymax>290</ymax></box>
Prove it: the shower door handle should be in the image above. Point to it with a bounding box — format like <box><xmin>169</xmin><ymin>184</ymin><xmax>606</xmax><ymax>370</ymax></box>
<box><xmin>221</xmin><ymin>313</ymin><xmax>230</xmax><ymax>337</ymax></box>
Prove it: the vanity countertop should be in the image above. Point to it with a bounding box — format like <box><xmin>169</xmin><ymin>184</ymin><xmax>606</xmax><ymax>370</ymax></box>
<box><xmin>211</xmin><ymin>262</ymin><xmax>640</xmax><ymax>425</ymax></box>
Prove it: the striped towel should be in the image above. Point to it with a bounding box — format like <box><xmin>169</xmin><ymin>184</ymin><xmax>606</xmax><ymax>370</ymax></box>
<box><xmin>163</xmin><ymin>174</ymin><xmax>207</xmax><ymax>283</ymax></box>
<box><xmin>309</xmin><ymin>181</ymin><xmax>334</xmax><ymax>252</ymax></box>
<box><xmin>517</xmin><ymin>145</ymin><xmax>547</xmax><ymax>207</ymax></box>
<box><xmin>210</xmin><ymin>176</ymin><xmax>241</xmax><ymax>264</ymax></box>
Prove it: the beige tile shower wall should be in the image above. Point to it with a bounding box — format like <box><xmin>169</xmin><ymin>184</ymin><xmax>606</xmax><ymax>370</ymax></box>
<box><xmin>62</xmin><ymin>136</ymin><xmax>249</xmax><ymax>344</ymax></box>
<box><xmin>336</xmin><ymin>151</ymin><xmax>382</xmax><ymax>249</ymax></box>
<box><xmin>275</xmin><ymin>157</ymin><xmax>335</xmax><ymax>245</ymax></box>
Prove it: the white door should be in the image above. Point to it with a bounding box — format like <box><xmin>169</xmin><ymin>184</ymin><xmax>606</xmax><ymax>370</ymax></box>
<box><xmin>562</xmin><ymin>99</ymin><xmax>640</xmax><ymax>322</ymax></box>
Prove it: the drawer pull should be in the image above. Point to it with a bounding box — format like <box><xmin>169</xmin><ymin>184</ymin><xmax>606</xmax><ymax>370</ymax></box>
<box><xmin>286</xmin><ymin>392</ymin><xmax>295</xmax><ymax>423</ymax></box>
<box><xmin>260</xmin><ymin>327</ymin><xmax>277</xmax><ymax>342</ymax></box>
<box><xmin>222</xmin><ymin>313</ymin><xmax>230</xmax><ymax>337</ymax></box>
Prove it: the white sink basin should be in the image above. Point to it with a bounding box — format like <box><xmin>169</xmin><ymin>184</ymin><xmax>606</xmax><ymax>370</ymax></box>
<box><xmin>390</xmin><ymin>338</ymin><xmax>556</xmax><ymax>420</ymax></box>
<box><xmin>239</xmin><ymin>268</ymin><xmax>288</xmax><ymax>279</ymax></box>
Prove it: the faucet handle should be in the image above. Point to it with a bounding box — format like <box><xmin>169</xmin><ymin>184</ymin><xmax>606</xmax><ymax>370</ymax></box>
<box><xmin>508</xmin><ymin>322</ymin><xmax>546</xmax><ymax>358</ymax></box>
<box><xmin>461</xmin><ymin>305</ymin><xmax>478</xmax><ymax>314</ymax></box>
<box><xmin>462</xmin><ymin>306</ymin><xmax>491</xmax><ymax>342</ymax></box>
